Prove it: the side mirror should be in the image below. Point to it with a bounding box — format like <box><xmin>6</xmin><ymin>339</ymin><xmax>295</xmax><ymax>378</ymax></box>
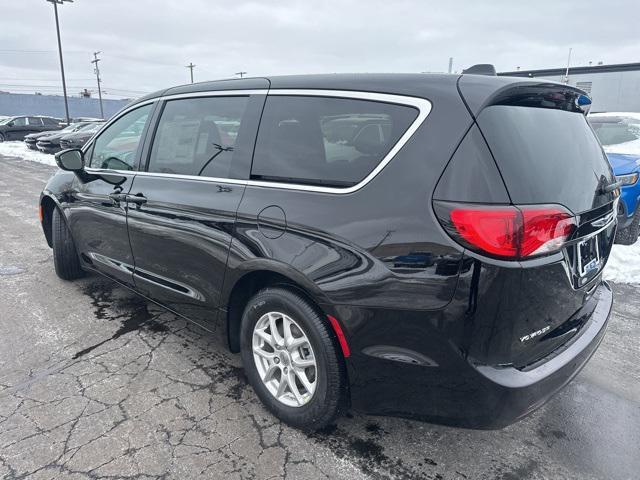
<box><xmin>55</xmin><ymin>148</ymin><xmax>84</xmax><ymax>172</ymax></box>
<box><xmin>7</xmin><ymin>121</ymin><xmax>14</xmax><ymax>127</ymax></box>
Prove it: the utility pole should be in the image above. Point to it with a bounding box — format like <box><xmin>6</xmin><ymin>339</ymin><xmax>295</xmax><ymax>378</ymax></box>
<box><xmin>186</xmin><ymin>62</ymin><xmax>196</xmax><ymax>83</ymax></box>
<box><xmin>447</xmin><ymin>57</ymin><xmax>453</xmax><ymax>74</ymax></box>
<box><xmin>235</xmin><ymin>71</ymin><xmax>247</xmax><ymax>78</ymax></box>
<box><xmin>46</xmin><ymin>0</ymin><xmax>72</xmax><ymax>124</ymax></box>
<box><xmin>91</xmin><ymin>51</ymin><xmax>104</xmax><ymax>119</ymax></box>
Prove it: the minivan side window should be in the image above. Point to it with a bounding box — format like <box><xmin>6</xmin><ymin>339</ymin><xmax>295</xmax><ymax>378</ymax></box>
<box><xmin>89</xmin><ymin>104</ymin><xmax>152</xmax><ymax>170</ymax></box>
<box><xmin>147</xmin><ymin>96</ymin><xmax>249</xmax><ymax>178</ymax></box>
<box><xmin>251</xmin><ymin>96</ymin><xmax>418</xmax><ymax>187</ymax></box>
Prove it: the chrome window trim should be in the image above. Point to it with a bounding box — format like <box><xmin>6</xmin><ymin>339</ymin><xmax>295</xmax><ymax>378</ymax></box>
<box><xmin>83</xmin><ymin>89</ymin><xmax>433</xmax><ymax>194</ymax></box>
<box><xmin>160</xmin><ymin>89</ymin><xmax>268</xmax><ymax>101</ymax></box>
<box><xmin>86</xmin><ymin>168</ymin><xmax>250</xmax><ymax>187</ymax></box>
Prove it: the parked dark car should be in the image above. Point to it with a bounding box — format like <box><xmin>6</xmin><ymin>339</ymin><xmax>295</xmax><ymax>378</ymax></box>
<box><xmin>25</xmin><ymin>124</ymin><xmax>74</xmax><ymax>150</ymax></box>
<box><xmin>36</xmin><ymin>122</ymin><xmax>96</xmax><ymax>154</ymax></box>
<box><xmin>40</xmin><ymin>73</ymin><xmax>616</xmax><ymax>431</ymax></box>
<box><xmin>59</xmin><ymin>122</ymin><xmax>104</xmax><ymax>150</ymax></box>
<box><xmin>0</xmin><ymin>115</ymin><xmax>61</xmax><ymax>142</ymax></box>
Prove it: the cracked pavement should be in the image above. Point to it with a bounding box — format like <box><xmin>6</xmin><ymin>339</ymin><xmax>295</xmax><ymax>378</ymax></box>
<box><xmin>1</xmin><ymin>153</ymin><xmax>639</xmax><ymax>480</ymax></box>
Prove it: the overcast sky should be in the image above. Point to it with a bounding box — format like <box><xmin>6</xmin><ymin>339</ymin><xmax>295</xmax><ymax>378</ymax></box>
<box><xmin>2</xmin><ymin>0</ymin><xmax>638</xmax><ymax>99</ymax></box>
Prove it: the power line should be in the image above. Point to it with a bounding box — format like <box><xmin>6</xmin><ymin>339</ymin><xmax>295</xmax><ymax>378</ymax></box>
<box><xmin>0</xmin><ymin>82</ymin><xmax>148</xmax><ymax>92</ymax></box>
<box><xmin>0</xmin><ymin>49</ymin><xmax>91</xmax><ymax>54</ymax></box>
<box><xmin>0</xmin><ymin>77</ymin><xmax>96</xmax><ymax>81</ymax></box>
<box><xmin>0</xmin><ymin>83</ymin><xmax>95</xmax><ymax>87</ymax></box>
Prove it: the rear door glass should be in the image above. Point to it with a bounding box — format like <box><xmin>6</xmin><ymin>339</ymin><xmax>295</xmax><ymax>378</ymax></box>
<box><xmin>251</xmin><ymin>95</ymin><xmax>418</xmax><ymax>187</ymax></box>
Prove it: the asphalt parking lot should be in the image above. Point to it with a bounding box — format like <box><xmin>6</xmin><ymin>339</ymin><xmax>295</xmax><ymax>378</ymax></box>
<box><xmin>1</xmin><ymin>152</ymin><xmax>639</xmax><ymax>480</ymax></box>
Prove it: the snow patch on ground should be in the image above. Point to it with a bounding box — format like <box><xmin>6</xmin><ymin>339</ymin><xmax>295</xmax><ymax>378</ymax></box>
<box><xmin>0</xmin><ymin>141</ymin><xmax>57</xmax><ymax>167</ymax></box>
<box><xmin>604</xmin><ymin>241</ymin><xmax>640</xmax><ymax>284</ymax></box>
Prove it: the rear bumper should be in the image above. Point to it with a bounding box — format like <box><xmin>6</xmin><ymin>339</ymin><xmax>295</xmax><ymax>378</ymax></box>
<box><xmin>468</xmin><ymin>280</ymin><xmax>611</xmax><ymax>427</ymax></box>
<box><xmin>342</xmin><ymin>281</ymin><xmax>612</xmax><ymax>429</ymax></box>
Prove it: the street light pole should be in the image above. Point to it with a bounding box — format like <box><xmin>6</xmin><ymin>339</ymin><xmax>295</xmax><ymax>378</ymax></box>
<box><xmin>46</xmin><ymin>0</ymin><xmax>72</xmax><ymax>124</ymax></box>
<box><xmin>91</xmin><ymin>51</ymin><xmax>104</xmax><ymax>119</ymax></box>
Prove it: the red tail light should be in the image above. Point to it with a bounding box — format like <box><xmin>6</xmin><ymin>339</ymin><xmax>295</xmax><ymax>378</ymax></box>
<box><xmin>435</xmin><ymin>202</ymin><xmax>576</xmax><ymax>259</ymax></box>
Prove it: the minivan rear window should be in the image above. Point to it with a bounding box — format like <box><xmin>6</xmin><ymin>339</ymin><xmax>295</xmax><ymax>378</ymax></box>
<box><xmin>251</xmin><ymin>95</ymin><xmax>418</xmax><ymax>187</ymax></box>
<box><xmin>478</xmin><ymin>106</ymin><xmax>614</xmax><ymax>214</ymax></box>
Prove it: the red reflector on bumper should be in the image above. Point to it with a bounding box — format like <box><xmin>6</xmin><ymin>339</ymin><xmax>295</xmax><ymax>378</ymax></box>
<box><xmin>327</xmin><ymin>315</ymin><xmax>351</xmax><ymax>358</ymax></box>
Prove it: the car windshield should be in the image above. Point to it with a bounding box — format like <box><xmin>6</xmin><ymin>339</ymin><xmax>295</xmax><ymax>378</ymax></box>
<box><xmin>0</xmin><ymin>117</ymin><xmax>14</xmax><ymax>125</ymax></box>
<box><xmin>589</xmin><ymin>115</ymin><xmax>640</xmax><ymax>154</ymax></box>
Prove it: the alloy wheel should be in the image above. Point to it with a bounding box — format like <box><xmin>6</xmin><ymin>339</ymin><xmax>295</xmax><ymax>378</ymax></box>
<box><xmin>252</xmin><ymin>311</ymin><xmax>317</xmax><ymax>407</ymax></box>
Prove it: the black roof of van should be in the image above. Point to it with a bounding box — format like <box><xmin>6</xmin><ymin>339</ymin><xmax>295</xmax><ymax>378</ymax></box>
<box><xmin>130</xmin><ymin>72</ymin><xmax>582</xmax><ymax>117</ymax></box>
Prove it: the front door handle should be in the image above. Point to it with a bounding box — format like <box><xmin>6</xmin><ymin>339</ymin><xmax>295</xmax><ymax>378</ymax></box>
<box><xmin>125</xmin><ymin>193</ymin><xmax>147</xmax><ymax>205</ymax></box>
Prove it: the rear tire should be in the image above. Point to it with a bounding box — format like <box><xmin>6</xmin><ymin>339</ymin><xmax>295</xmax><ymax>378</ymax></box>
<box><xmin>615</xmin><ymin>208</ymin><xmax>640</xmax><ymax>245</ymax></box>
<box><xmin>240</xmin><ymin>287</ymin><xmax>347</xmax><ymax>431</ymax></box>
<box><xmin>52</xmin><ymin>207</ymin><xmax>84</xmax><ymax>280</ymax></box>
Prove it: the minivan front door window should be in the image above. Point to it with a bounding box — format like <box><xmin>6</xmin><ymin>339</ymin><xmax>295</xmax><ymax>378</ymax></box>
<box><xmin>89</xmin><ymin>104</ymin><xmax>153</xmax><ymax>171</ymax></box>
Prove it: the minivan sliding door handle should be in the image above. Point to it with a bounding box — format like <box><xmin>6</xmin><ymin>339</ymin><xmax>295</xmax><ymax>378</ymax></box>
<box><xmin>108</xmin><ymin>192</ymin><xmax>127</xmax><ymax>203</ymax></box>
<box><xmin>125</xmin><ymin>194</ymin><xmax>147</xmax><ymax>205</ymax></box>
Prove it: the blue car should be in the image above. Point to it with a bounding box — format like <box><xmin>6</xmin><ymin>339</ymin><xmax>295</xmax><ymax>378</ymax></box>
<box><xmin>589</xmin><ymin>113</ymin><xmax>640</xmax><ymax>244</ymax></box>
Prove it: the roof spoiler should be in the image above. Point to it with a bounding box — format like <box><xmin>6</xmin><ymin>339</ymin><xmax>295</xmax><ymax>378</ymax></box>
<box><xmin>462</xmin><ymin>64</ymin><xmax>497</xmax><ymax>76</ymax></box>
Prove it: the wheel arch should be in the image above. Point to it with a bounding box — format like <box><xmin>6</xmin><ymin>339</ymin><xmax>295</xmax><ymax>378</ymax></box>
<box><xmin>223</xmin><ymin>261</ymin><xmax>334</xmax><ymax>354</ymax></box>
<box><xmin>40</xmin><ymin>194</ymin><xmax>60</xmax><ymax>248</ymax></box>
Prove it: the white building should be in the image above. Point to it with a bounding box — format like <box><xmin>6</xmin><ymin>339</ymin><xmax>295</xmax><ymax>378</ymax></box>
<box><xmin>499</xmin><ymin>62</ymin><xmax>640</xmax><ymax>113</ymax></box>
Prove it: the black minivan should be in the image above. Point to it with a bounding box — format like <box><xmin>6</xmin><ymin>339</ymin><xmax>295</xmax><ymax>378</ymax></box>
<box><xmin>40</xmin><ymin>73</ymin><xmax>617</xmax><ymax>430</ymax></box>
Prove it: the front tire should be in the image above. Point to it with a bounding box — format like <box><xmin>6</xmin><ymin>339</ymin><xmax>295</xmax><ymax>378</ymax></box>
<box><xmin>52</xmin><ymin>207</ymin><xmax>84</xmax><ymax>280</ymax></box>
<box><xmin>0</xmin><ymin>133</ymin><xmax>5</xmax><ymax>143</ymax></box>
<box><xmin>615</xmin><ymin>208</ymin><xmax>640</xmax><ymax>245</ymax></box>
<box><xmin>240</xmin><ymin>287</ymin><xmax>347</xmax><ymax>431</ymax></box>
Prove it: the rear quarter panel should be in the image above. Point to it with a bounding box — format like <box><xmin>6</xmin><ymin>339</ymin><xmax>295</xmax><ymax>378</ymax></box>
<box><xmin>226</xmin><ymin>86</ymin><xmax>474</xmax><ymax>315</ymax></box>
